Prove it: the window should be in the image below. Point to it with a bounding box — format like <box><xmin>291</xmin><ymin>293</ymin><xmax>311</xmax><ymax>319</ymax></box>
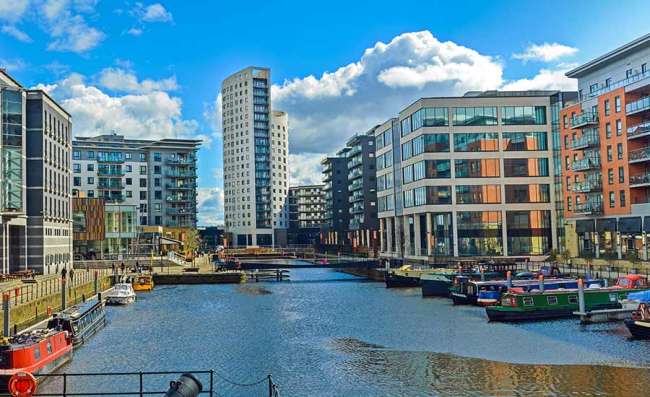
<box><xmin>616</xmin><ymin>119</ymin><xmax>622</xmax><ymax>136</ymax></box>
<box><xmin>375</xmin><ymin>133</ymin><xmax>384</xmax><ymax>149</ymax></box>
<box><xmin>125</xmin><ymin>153</ymin><xmax>132</xmax><ymax>160</ymax></box>
<box><xmin>563</xmin><ymin>115</ymin><xmax>568</xmax><ymax>128</ymax></box>
<box><xmin>523</xmin><ymin>297</ymin><xmax>534</xmax><ymax>306</ymax></box>
<box><xmin>140</xmin><ymin>191</ymin><xmax>147</xmax><ymax>200</ymax></box>
<box><xmin>589</xmin><ymin>83</ymin><xmax>598</xmax><ymax>93</ymax></box>
<box><xmin>87</xmin><ymin>150</ymin><xmax>95</xmax><ymax>159</ymax></box>
<box><xmin>643</xmin><ymin>63</ymin><xmax>648</xmax><ymax>74</ymax></box>
<box><xmin>620</xmin><ymin>190</ymin><xmax>626</xmax><ymax>207</ymax></box>
<box><xmin>410</xmin><ymin>107</ymin><xmax>448</xmax><ymax>130</ymax></box>
<box><xmin>565</xmin><ymin>156</ymin><xmax>570</xmax><ymax>171</ymax></box>
<box><xmin>506</xmin><ymin>210</ymin><xmax>552</xmax><ymax>255</ymax></box>
<box><xmin>402</xmin><ymin>164</ymin><xmax>413</xmax><ymax>184</ymax></box>
<box><xmin>617</xmin><ymin>143</ymin><xmax>623</xmax><ymax>160</ymax></box>
<box><xmin>608</xmin><ymin>168</ymin><xmax>614</xmax><ymax>184</ymax></box>
<box><xmin>401</xmin><ymin>141</ymin><xmax>413</xmax><ymax>160</ymax></box>
<box><xmin>619</xmin><ymin>167</ymin><xmax>625</xmax><ymax>183</ymax></box>
<box><xmin>154</xmin><ymin>152</ymin><xmax>161</xmax><ymax>161</ymax></box>
<box><xmin>73</xmin><ymin>163</ymin><xmax>81</xmax><ymax>173</ymax></box>
<box><xmin>139</xmin><ymin>153</ymin><xmax>146</xmax><ymax>161</ymax></box>
<box><xmin>400</xmin><ymin>118</ymin><xmax>411</xmax><ymax>136</ymax></box>
<box><xmin>87</xmin><ymin>163</ymin><xmax>94</xmax><ymax>172</ymax></box>
<box><xmin>604</xmin><ymin>99</ymin><xmax>610</xmax><ymax>116</ymax></box>
<box><xmin>411</xmin><ymin>134</ymin><xmax>449</xmax><ymax>155</ymax></box>
<box><xmin>87</xmin><ymin>190</ymin><xmax>94</xmax><ymax>198</ymax></box>
<box><xmin>73</xmin><ymin>150</ymin><xmax>80</xmax><ymax>160</ymax></box>
<box><xmin>457</xmin><ymin>211</ymin><xmax>502</xmax><ymax>256</ymax></box>
<box><xmin>455</xmin><ymin>159</ymin><xmax>500</xmax><ymax>178</ymax></box>
<box><xmin>425</xmin><ymin>160</ymin><xmax>451</xmax><ymax>178</ymax></box>
<box><xmin>503</xmin><ymin>158</ymin><xmax>549</xmax><ymax>177</ymax></box>
<box><xmin>615</xmin><ymin>96</ymin><xmax>621</xmax><ymax>112</ymax></box>
<box><xmin>154</xmin><ymin>178</ymin><xmax>161</xmax><ymax>187</ymax></box>
<box><xmin>126</xmin><ymin>165</ymin><xmax>132</xmax><ymax>172</ymax></box>
<box><xmin>505</xmin><ymin>184</ymin><xmax>550</xmax><ymax>203</ymax></box>
<box><xmin>626</xmin><ymin>68</ymin><xmax>633</xmax><ymax>78</ymax></box>
<box><xmin>456</xmin><ymin>185</ymin><xmax>501</xmax><ymax>204</ymax></box>
<box><xmin>568</xmin><ymin>295</ymin><xmax>578</xmax><ymax>304</ymax></box>
<box><xmin>454</xmin><ymin>133</ymin><xmax>498</xmax><ymax>152</ymax></box>
<box><xmin>502</xmin><ymin>132</ymin><xmax>547</xmax><ymax>151</ymax></box>
<box><xmin>547</xmin><ymin>296</ymin><xmax>558</xmax><ymax>305</ymax></box>
<box><xmin>154</xmin><ymin>203</ymin><xmax>161</xmax><ymax>212</ymax></box>
<box><xmin>154</xmin><ymin>165</ymin><xmax>161</xmax><ymax>174</ymax></box>
<box><xmin>607</xmin><ymin>145</ymin><xmax>613</xmax><ymax>161</ymax></box>
<box><xmin>609</xmin><ymin>192</ymin><xmax>616</xmax><ymax>208</ymax></box>
<box><xmin>126</xmin><ymin>191</ymin><xmax>132</xmax><ymax>198</ymax></box>
<box><xmin>452</xmin><ymin>107</ymin><xmax>497</xmax><ymax>126</ymax></box>
<box><xmin>413</xmin><ymin>161</ymin><xmax>425</xmax><ymax>181</ymax></box>
<box><xmin>126</xmin><ymin>178</ymin><xmax>132</xmax><ymax>186</ymax></box>
<box><xmin>501</xmin><ymin>106</ymin><xmax>546</xmax><ymax>125</ymax></box>
<box><xmin>605</xmin><ymin>123</ymin><xmax>611</xmax><ymax>138</ymax></box>
<box><xmin>564</xmin><ymin>135</ymin><xmax>569</xmax><ymax>149</ymax></box>
<box><xmin>87</xmin><ymin>177</ymin><xmax>94</xmax><ymax>184</ymax></box>
<box><xmin>73</xmin><ymin>177</ymin><xmax>80</xmax><ymax>186</ymax></box>
<box><xmin>605</xmin><ymin>78</ymin><xmax>612</xmax><ymax>87</ymax></box>
<box><xmin>139</xmin><ymin>178</ymin><xmax>147</xmax><ymax>188</ymax></box>
<box><xmin>140</xmin><ymin>165</ymin><xmax>147</xmax><ymax>175</ymax></box>
<box><xmin>403</xmin><ymin>190</ymin><xmax>414</xmax><ymax>208</ymax></box>
<box><xmin>154</xmin><ymin>191</ymin><xmax>162</xmax><ymax>200</ymax></box>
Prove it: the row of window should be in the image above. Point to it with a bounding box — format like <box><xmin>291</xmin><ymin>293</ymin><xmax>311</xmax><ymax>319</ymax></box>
<box><xmin>399</xmin><ymin>184</ymin><xmax>551</xmax><ymax>207</ymax></box>
<box><xmin>400</xmin><ymin>106</ymin><xmax>547</xmax><ymax>137</ymax></box>
<box><xmin>375</xmin><ymin>127</ymin><xmax>393</xmax><ymax>150</ymax></box>
<box><xmin>398</xmin><ymin>158</ymin><xmax>549</xmax><ymax>180</ymax></box>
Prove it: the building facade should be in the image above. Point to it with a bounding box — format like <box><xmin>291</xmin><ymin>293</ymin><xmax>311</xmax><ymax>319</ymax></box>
<box><xmin>378</xmin><ymin>90</ymin><xmax>575</xmax><ymax>260</ymax></box>
<box><xmin>346</xmin><ymin>130</ymin><xmax>379</xmax><ymax>253</ymax></box>
<box><xmin>288</xmin><ymin>185</ymin><xmax>325</xmax><ymax>246</ymax></box>
<box><xmin>321</xmin><ymin>156</ymin><xmax>350</xmax><ymax>247</ymax></box>
<box><xmin>561</xmin><ymin>33</ymin><xmax>650</xmax><ymax>261</ymax></box>
<box><xmin>71</xmin><ymin>134</ymin><xmax>201</xmax><ymax>255</ymax></box>
<box><xmin>221</xmin><ymin>67</ymin><xmax>289</xmax><ymax>247</ymax></box>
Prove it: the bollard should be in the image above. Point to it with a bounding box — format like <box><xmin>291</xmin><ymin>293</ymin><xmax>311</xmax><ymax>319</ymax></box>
<box><xmin>506</xmin><ymin>271</ymin><xmax>512</xmax><ymax>288</ymax></box>
<box><xmin>578</xmin><ymin>278</ymin><xmax>586</xmax><ymax>314</ymax></box>
<box><xmin>98</xmin><ymin>292</ymin><xmax>102</xmax><ymax>303</ymax></box>
<box><xmin>13</xmin><ymin>324</ymin><xmax>17</xmax><ymax>336</ymax></box>
<box><xmin>3</xmin><ymin>293</ymin><xmax>10</xmax><ymax>337</ymax></box>
<box><xmin>82</xmin><ymin>294</ymin><xmax>86</xmax><ymax>303</ymax></box>
<box><xmin>538</xmin><ymin>274</ymin><xmax>545</xmax><ymax>293</ymax></box>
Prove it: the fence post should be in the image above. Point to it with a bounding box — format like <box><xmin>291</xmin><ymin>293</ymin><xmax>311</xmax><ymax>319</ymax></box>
<box><xmin>3</xmin><ymin>293</ymin><xmax>10</xmax><ymax>337</ymax></box>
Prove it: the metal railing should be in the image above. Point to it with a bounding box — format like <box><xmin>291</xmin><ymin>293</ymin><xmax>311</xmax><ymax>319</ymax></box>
<box><xmin>587</xmin><ymin>69</ymin><xmax>650</xmax><ymax>99</ymax></box>
<box><xmin>627</xmin><ymin>120</ymin><xmax>650</xmax><ymax>138</ymax></box>
<box><xmin>572</xmin><ymin>180</ymin><xmax>602</xmax><ymax>193</ymax></box>
<box><xmin>629</xmin><ymin>146</ymin><xmax>650</xmax><ymax>162</ymax></box>
<box><xmin>626</xmin><ymin>96</ymin><xmax>650</xmax><ymax>115</ymax></box>
<box><xmin>572</xmin><ymin>157</ymin><xmax>600</xmax><ymax>171</ymax></box>
<box><xmin>630</xmin><ymin>173</ymin><xmax>650</xmax><ymax>186</ymax></box>
<box><xmin>571</xmin><ymin>112</ymin><xmax>598</xmax><ymax>128</ymax></box>
<box><xmin>569</xmin><ymin>132</ymin><xmax>599</xmax><ymax>150</ymax></box>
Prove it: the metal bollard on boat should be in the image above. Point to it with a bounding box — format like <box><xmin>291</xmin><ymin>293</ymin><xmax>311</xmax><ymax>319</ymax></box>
<box><xmin>165</xmin><ymin>373</ymin><xmax>203</xmax><ymax>397</ymax></box>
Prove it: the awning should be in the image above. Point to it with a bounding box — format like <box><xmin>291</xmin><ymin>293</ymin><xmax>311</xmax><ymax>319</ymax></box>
<box><xmin>575</xmin><ymin>219</ymin><xmax>595</xmax><ymax>233</ymax></box>
<box><xmin>619</xmin><ymin>217</ymin><xmax>642</xmax><ymax>234</ymax></box>
<box><xmin>596</xmin><ymin>218</ymin><xmax>617</xmax><ymax>233</ymax></box>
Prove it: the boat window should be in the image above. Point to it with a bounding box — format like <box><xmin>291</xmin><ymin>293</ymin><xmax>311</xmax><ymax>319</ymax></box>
<box><xmin>547</xmin><ymin>296</ymin><xmax>558</xmax><ymax>305</ymax></box>
<box><xmin>522</xmin><ymin>297</ymin><xmax>534</xmax><ymax>306</ymax></box>
<box><xmin>46</xmin><ymin>341</ymin><xmax>53</xmax><ymax>354</ymax></box>
<box><xmin>609</xmin><ymin>293</ymin><xmax>618</xmax><ymax>302</ymax></box>
<box><xmin>33</xmin><ymin>347</ymin><xmax>41</xmax><ymax>360</ymax></box>
<box><xmin>568</xmin><ymin>295</ymin><xmax>578</xmax><ymax>304</ymax></box>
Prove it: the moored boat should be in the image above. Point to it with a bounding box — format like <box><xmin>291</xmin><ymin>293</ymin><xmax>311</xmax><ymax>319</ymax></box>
<box><xmin>385</xmin><ymin>266</ymin><xmax>448</xmax><ymax>288</ymax></box>
<box><xmin>624</xmin><ymin>291</ymin><xmax>650</xmax><ymax>339</ymax></box>
<box><xmin>424</xmin><ymin>271</ymin><xmax>501</xmax><ymax>298</ymax></box>
<box><xmin>0</xmin><ymin>329</ymin><xmax>72</xmax><ymax>392</ymax></box>
<box><xmin>452</xmin><ymin>277</ymin><xmax>583</xmax><ymax>306</ymax></box>
<box><xmin>132</xmin><ymin>274</ymin><xmax>155</xmax><ymax>292</ymax></box>
<box><xmin>106</xmin><ymin>283</ymin><xmax>136</xmax><ymax>305</ymax></box>
<box><xmin>47</xmin><ymin>299</ymin><xmax>106</xmax><ymax>345</ymax></box>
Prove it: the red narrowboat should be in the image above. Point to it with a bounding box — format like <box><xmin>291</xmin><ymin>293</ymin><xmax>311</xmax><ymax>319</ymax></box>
<box><xmin>0</xmin><ymin>329</ymin><xmax>73</xmax><ymax>392</ymax></box>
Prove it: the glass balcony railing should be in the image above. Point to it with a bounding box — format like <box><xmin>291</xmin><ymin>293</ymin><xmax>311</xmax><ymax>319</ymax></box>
<box><xmin>571</xmin><ymin>112</ymin><xmax>599</xmax><ymax>129</ymax></box>
<box><xmin>349</xmin><ymin>192</ymin><xmax>364</xmax><ymax>203</ymax></box>
<box><xmin>165</xmin><ymin>183</ymin><xmax>195</xmax><ymax>190</ymax></box>
<box><xmin>165</xmin><ymin>171</ymin><xmax>197</xmax><ymax>178</ymax></box>
<box><xmin>349</xmin><ymin>179</ymin><xmax>363</xmax><ymax>191</ymax></box>
<box><xmin>630</xmin><ymin>173</ymin><xmax>650</xmax><ymax>187</ymax></box>
<box><xmin>97</xmin><ymin>154</ymin><xmax>124</xmax><ymax>163</ymax></box>
<box><xmin>626</xmin><ymin>96</ymin><xmax>650</xmax><ymax>115</ymax></box>
<box><xmin>166</xmin><ymin>207</ymin><xmax>193</xmax><ymax>214</ymax></box>
<box><xmin>587</xmin><ymin>70</ymin><xmax>650</xmax><ymax>99</ymax></box>
<box><xmin>572</xmin><ymin>180</ymin><xmax>602</xmax><ymax>193</ymax></box>
<box><xmin>569</xmin><ymin>131</ymin><xmax>600</xmax><ymax>150</ymax></box>
<box><xmin>572</xmin><ymin>157</ymin><xmax>600</xmax><ymax>171</ymax></box>
<box><xmin>348</xmin><ymin>168</ymin><xmax>363</xmax><ymax>180</ymax></box>
<box><xmin>166</xmin><ymin>157</ymin><xmax>195</xmax><ymax>165</ymax></box>
<box><xmin>165</xmin><ymin>195</ymin><xmax>194</xmax><ymax>203</ymax></box>
<box><xmin>348</xmin><ymin>157</ymin><xmax>362</xmax><ymax>168</ymax></box>
<box><xmin>97</xmin><ymin>168</ymin><xmax>125</xmax><ymax>176</ymax></box>
<box><xmin>348</xmin><ymin>145</ymin><xmax>362</xmax><ymax>157</ymax></box>
<box><xmin>574</xmin><ymin>201</ymin><xmax>603</xmax><ymax>214</ymax></box>
<box><xmin>629</xmin><ymin>146</ymin><xmax>650</xmax><ymax>163</ymax></box>
<box><xmin>628</xmin><ymin>120</ymin><xmax>650</xmax><ymax>139</ymax></box>
<box><xmin>98</xmin><ymin>183</ymin><xmax>125</xmax><ymax>190</ymax></box>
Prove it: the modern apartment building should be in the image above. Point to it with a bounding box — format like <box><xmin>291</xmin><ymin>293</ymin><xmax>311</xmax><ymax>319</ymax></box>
<box><xmin>561</xmin><ymin>33</ymin><xmax>650</xmax><ymax>261</ymax></box>
<box><xmin>0</xmin><ymin>69</ymin><xmax>73</xmax><ymax>275</ymax></box>
<box><xmin>346</xmin><ymin>130</ymin><xmax>379</xmax><ymax>253</ymax></box>
<box><xmin>221</xmin><ymin>67</ymin><xmax>289</xmax><ymax>247</ymax></box>
<box><xmin>377</xmin><ymin>90</ymin><xmax>576</xmax><ymax>260</ymax></box>
<box><xmin>321</xmin><ymin>156</ymin><xmax>350</xmax><ymax>247</ymax></box>
<box><xmin>71</xmin><ymin>133</ymin><xmax>201</xmax><ymax>254</ymax></box>
<box><xmin>287</xmin><ymin>185</ymin><xmax>325</xmax><ymax>246</ymax></box>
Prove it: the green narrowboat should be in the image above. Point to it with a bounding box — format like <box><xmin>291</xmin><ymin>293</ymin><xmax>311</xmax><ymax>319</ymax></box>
<box><xmin>486</xmin><ymin>287</ymin><xmax>641</xmax><ymax>322</ymax></box>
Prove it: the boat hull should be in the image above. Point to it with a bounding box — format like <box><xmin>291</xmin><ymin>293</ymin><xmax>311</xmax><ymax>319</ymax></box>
<box><xmin>0</xmin><ymin>342</ymin><xmax>72</xmax><ymax>392</ymax></box>
<box><xmin>450</xmin><ymin>292</ymin><xmax>474</xmax><ymax>305</ymax></box>
<box><xmin>625</xmin><ymin>319</ymin><xmax>650</xmax><ymax>339</ymax></box>
<box><xmin>106</xmin><ymin>295</ymin><xmax>136</xmax><ymax>305</ymax></box>
<box><xmin>486</xmin><ymin>303</ymin><xmax>621</xmax><ymax>322</ymax></box>
<box><xmin>385</xmin><ymin>273</ymin><xmax>420</xmax><ymax>288</ymax></box>
<box><xmin>421</xmin><ymin>279</ymin><xmax>451</xmax><ymax>297</ymax></box>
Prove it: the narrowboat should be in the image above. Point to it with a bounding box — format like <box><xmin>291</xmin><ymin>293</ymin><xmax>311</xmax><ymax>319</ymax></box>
<box><xmin>132</xmin><ymin>274</ymin><xmax>155</xmax><ymax>292</ymax></box>
<box><xmin>0</xmin><ymin>329</ymin><xmax>72</xmax><ymax>392</ymax></box>
<box><xmin>624</xmin><ymin>290</ymin><xmax>650</xmax><ymax>339</ymax></box>
<box><xmin>451</xmin><ymin>277</ymin><xmax>583</xmax><ymax>306</ymax></box>
<box><xmin>385</xmin><ymin>266</ymin><xmax>449</xmax><ymax>288</ymax></box>
<box><xmin>423</xmin><ymin>271</ymin><xmax>501</xmax><ymax>298</ymax></box>
<box><xmin>47</xmin><ymin>299</ymin><xmax>106</xmax><ymax>345</ymax></box>
<box><xmin>486</xmin><ymin>287</ymin><xmax>641</xmax><ymax>322</ymax></box>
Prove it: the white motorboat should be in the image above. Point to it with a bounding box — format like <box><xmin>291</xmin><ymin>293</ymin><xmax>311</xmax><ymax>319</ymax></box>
<box><xmin>106</xmin><ymin>283</ymin><xmax>136</xmax><ymax>305</ymax></box>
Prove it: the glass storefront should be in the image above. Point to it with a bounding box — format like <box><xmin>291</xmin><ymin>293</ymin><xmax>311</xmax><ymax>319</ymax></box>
<box><xmin>457</xmin><ymin>211</ymin><xmax>502</xmax><ymax>256</ymax></box>
<box><xmin>506</xmin><ymin>210</ymin><xmax>552</xmax><ymax>256</ymax></box>
<box><xmin>431</xmin><ymin>213</ymin><xmax>453</xmax><ymax>256</ymax></box>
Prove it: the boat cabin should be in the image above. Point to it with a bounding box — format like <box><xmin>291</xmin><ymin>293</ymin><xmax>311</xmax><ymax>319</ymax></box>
<box><xmin>616</xmin><ymin>274</ymin><xmax>648</xmax><ymax>289</ymax></box>
<box><xmin>47</xmin><ymin>299</ymin><xmax>106</xmax><ymax>345</ymax></box>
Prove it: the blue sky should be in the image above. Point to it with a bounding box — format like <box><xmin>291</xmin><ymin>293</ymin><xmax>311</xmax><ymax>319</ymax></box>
<box><xmin>1</xmin><ymin>0</ymin><xmax>650</xmax><ymax>225</ymax></box>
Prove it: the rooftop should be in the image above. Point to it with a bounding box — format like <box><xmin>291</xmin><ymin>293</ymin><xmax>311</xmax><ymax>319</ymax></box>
<box><xmin>567</xmin><ymin>33</ymin><xmax>650</xmax><ymax>78</ymax></box>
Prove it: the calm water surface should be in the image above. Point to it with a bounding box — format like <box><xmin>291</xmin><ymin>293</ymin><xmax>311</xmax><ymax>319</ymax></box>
<box><xmin>41</xmin><ymin>268</ymin><xmax>650</xmax><ymax>396</ymax></box>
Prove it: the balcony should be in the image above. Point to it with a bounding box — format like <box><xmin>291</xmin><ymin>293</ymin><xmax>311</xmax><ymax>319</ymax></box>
<box><xmin>628</xmin><ymin>121</ymin><xmax>650</xmax><ymax>140</ymax></box>
<box><xmin>350</xmin><ymin>203</ymin><xmax>364</xmax><ymax>214</ymax></box>
<box><xmin>166</xmin><ymin>207</ymin><xmax>194</xmax><ymax>215</ymax></box>
<box><xmin>349</xmin><ymin>191</ymin><xmax>364</xmax><ymax>203</ymax></box>
<box><xmin>103</xmin><ymin>195</ymin><xmax>124</xmax><ymax>203</ymax></box>
<box><xmin>348</xmin><ymin>168</ymin><xmax>363</xmax><ymax>181</ymax></box>
<box><xmin>98</xmin><ymin>183</ymin><xmax>125</xmax><ymax>190</ymax></box>
<box><xmin>97</xmin><ymin>169</ymin><xmax>125</xmax><ymax>176</ymax></box>
<box><xmin>626</xmin><ymin>96</ymin><xmax>650</xmax><ymax>116</ymax></box>
<box><xmin>574</xmin><ymin>201</ymin><xmax>603</xmax><ymax>215</ymax></box>
<box><xmin>165</xmin><ymin>183</ymin><xmax>195</xmax><ymax>190</ymax></box>
<box><xmin>348</xmin><ymin>156</ymin><xmax>362</xmax><ymax>169</ymax></box>
<box><xmin>97</xmin><ymin>154</ymin><xmax>124</xmax><ymax>163</ymax></box>
<box><xmin>587</xmin><ymin>70</ymin><xmax>650</xmax><ymax>99</ymax></box>
<box><xmin>571</xmin><ymin>112</ymin><xmax>599</xmax><ymax>129</ymax></box>
<box><xmin>166</xmin><ymin>195</ymin><xmax>194</xmax><ymax>203</ymax></box>
<box><xmin>572</xmin><ymin>180</ymin><xmax>602</xmax><ymax>193</ymax></box>
<box><xmin>166</xmin><ymin>157</ymin><xmax>195</xmax><ymax>165</ymax></box>
<box><xmin>629</xmin><ymin>146</ymin><xmax>650</xmax><ymax>164</ymax></box>
<box><xmin>347</xmin><ymin>145</ymin><xmax>362</xmax><ymax>157</ymax></box>
<box><xmin>572</xmin><ymin>157</ymin><xmax>600</xmax><ymax>172</ymax></box>
<box><xmin>630</xmin><ymin>173</ymin><xmax>650</xmax><ymax>188</ymax></box>
<box><xmin>165</xmin><ymin>171</ymin><xmax>197</xmax><ymax>178</ymax></box>
<box><xmin>569</xmin><ymin>131</ymin><xmax>599</xmax><ymax>150</ymax></box>
<box><xmin>349</xmin><ymin>179</ymin><xmax>363</xmax><ymax>192</ymax></box>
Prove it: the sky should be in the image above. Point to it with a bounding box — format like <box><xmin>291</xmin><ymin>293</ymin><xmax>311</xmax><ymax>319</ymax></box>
<box><xmin>1</xmin><ymin>0</ymin><xmax>650</xmax><ymax>226</ymax></box>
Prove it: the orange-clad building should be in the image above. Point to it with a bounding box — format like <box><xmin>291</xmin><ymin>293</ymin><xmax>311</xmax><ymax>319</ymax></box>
<box><xmin>560</xmin><ymin>33</ymin><xmax>650</xmax><ymax>260</ymax></box>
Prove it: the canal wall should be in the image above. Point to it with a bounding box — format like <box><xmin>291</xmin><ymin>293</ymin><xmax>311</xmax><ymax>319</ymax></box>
<box><xmin>153</xmin><ymin>272</ymin><xmax>245</xmax><ymax>284</ymax></box>
<box><xmin>338</xmin><ymin>268</ymin><xmax>386</xmax><ymax>281</ymax></box>
<box><xmin>0</xmin><ymin>274</ymin><xmax>114</xmax><ymax>333</ymax></box>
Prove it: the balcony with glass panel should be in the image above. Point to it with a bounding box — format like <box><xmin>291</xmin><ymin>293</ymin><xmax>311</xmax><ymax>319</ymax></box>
<box><xmin>103</xmin><ymin>194</ymin><xmax>125</xmax><ymax>203</ymax></box>
<box><xmin>165</xmin><ymin>170</ymin><xmax>197</xmax><ymax>178</ymax></box>
<box><xmin>572</xmin><ymin>157</ymin><xmax>600</xmax><ymax>172</ymax></box>
<box><xmin>574</xmin><ymin>200</ymin><xmax>603</xmax><ymax>215</ymax></box>
<box><xmin>569</xmin><ymin>130</ymin><xmax>600</xmax><ymax>150</ymax></box>
<box><xmin>626</xmin><ymin>96</ymin><xmax>650</xmax><ymax>116</ymax></box>
<box><xmin>348</xmin><ymin>156</ymin><xmax>362</xmax><ymax>169</ymax></box>
<box><xmin>349</xmin><ymin>191</ymin><xmax>364</xmax><ymax>203</ymax></box>
<box><xmin>97</xmin><ymin>153</ymin><xmax>124</xmax><ymax>163</ymax></box>
<box><xmin>630</xmin><ymin>173</ymin><xmax>650</xmax><ymax>188</ymax></box>
<box><xmin>571</xmin><ymin>112</ymin><xmax>599</xmax><ymax>129</ymax></box>
<box><xmin>165</xmin><ymin>195</ymin><xmax>194</xmax><ymax>203</ymax></box>
<box><xmin>166</xmin><ymin>156</ymin><xmax>195</xmax><ymax>165</ymax></box>
<box><xmin>165</xmin><ymin>182</ymin><xmax>195</xmax><ymax>190</ymax></box>
<box><xmin>98</xmin><ymin>181</ymin><xmax>125</xmax><ymax>190</ymax></box>
<box><xmin>347</xmin><ymin>145</ymin><xmax>362</xmax><ymax>157</ymax></box>
<box><xmin>572</xmin><ymin>179</ymin><xmax>602</xmax><ymax>193</ymax></box>
<box><xmin>587</xmin><ymin>69</ymin><xmax>650</xmax><ymax>99</ymax></box>
<box><xmin>166</xmin><ymin>207</ymin><xmax>193</xmax><ymax>215</ymax></box>
<box><xmin>628</xmin><ymin>120</ymin><xmax>650</xmax><ymax>140</ymax></box>
<box><xmin>97</xmin><ymin>167</ymin><xmax>125</xmax><ymax>176</ymax></box>
<box><xmin>349</xmin><ymin>179</ymin><xmax>363</xmax><ymax>191</ymax></box>
<box><xmin>348</xmin><ymin>168</ymin><xmax>363</xmax><ymax>181</ymax></box>
<box><xmin>629</xmin><ymin>146</ymin><xmax>650</xmax><ymax>164</ymax></box>
<box><xmin>350</xmin><ymin>203</ymin><xmax>365</xmax><ymax>214</ymax></box>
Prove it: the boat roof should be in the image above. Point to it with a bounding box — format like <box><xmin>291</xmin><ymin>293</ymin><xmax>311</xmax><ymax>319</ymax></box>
<box><xmin>618</xmin><ymin>274</ymin><xmax>647</xmax><ymax>281</ymax></box>
<box><xmin>469</xmin><ymin>278</ymin><xmax>577</xmax><ymax>287</ymax></box>
<box><xmin>58</xmin><ymin>299</ymin><xmax>102</xmax><ymax>319</ymax></box>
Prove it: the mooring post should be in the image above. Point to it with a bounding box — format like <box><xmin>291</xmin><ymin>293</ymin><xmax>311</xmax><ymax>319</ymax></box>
<box><xmin>480</xmin><ymin>266</ymin><xmax>485</xmax><ymax>282</ymax></box>
<box><xmin>61</xmin><ymin>277</ymin><xmax>67</xmax><ymax>310</ymax></box>
<box><xmin>94</xmin><ymin>270</ymin><xmax>98</xmax><ymax>295</ymax></box>
<box><xmin>3</xmin><ymin>293</ymin><xmax>10</xmax><ymax>337</ymax></box>
<box><xmin>506</xmin><ymin>271</ymin><xmax>512</xmax><ymax>288</ymax></box>
<box><xmin>578</xmin><ymin>278</ymin><xmax>585</xmax><ymax>314</ymax></box>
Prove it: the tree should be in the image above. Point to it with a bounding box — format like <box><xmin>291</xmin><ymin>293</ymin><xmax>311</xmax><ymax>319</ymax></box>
<box><xmin>184</xmin><ymin>229</ymin><xmax>200</xmax><ymax>266</ymax></box>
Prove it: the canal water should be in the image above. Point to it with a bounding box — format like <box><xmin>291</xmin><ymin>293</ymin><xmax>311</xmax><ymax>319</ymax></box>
<box><xmin>42</xmin><ymin>268</ymin><xmax>650</xmax><ymax>396</ymax></box>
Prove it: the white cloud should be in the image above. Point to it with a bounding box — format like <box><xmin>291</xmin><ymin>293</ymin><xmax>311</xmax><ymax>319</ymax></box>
<box><xmin>1</xmin><ymin>25</ymin><xmax>31</xmax><ymax>42</ymax></box>
<box><xmin>269</xmin><ymin>31</ymin><xmax>504</xmax><ymax>154</ymax></box>
<box><xmin>288</xmin><ymin>153</ymin><xmax>325</xmax><ymax>186</ymax></box>
<box><xmin>141</xmin><ymin>3</ymin><xmax>172</xmax><ymax>22</ymax></box>
<box><xmin>0</xmin><ymin>0</ymin><xmax>29</xmax><ymax>21</ymax></box>
<box><xmin>501</xmin><ymin>68</ymin><xmax>577</xmax><ymax>91</ymax></box>
<box><xmin>0</xmin><ymin>58</ymin><xmax>27</xmax><ymax>71</ymax></box>
<box><xmin>47</xmin><ymin>14</ymin><xmax>104</xmax><ymax>52</ymax></box>
<box><xmin>197</xmin><ymin>187</ymin><xmax>224</xmax><ymax>226</ymax></box>
<box><xmin>98</xmin><ymin>67</ymin><xmax>178</xmax><ymax>93</ymax></box>
<box><xmin>127</xmin><ymin>27</ymin><xmax>143</xmax><ymax>36</ymax></box>
<box><xmin>38</xmin><ymin>72</ymin><xmax>199</xmax><ymax>140</ymax></box>
<box><xmin>513</xmin><ymin>43</ymin><xmax>578</xmax><ymax>63</ymax></box>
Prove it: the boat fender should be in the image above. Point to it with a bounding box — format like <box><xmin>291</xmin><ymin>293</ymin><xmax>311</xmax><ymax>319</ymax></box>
<box><xmin>8</xmin><ymin>371</ymin><xmax>37</xmax><ymax>397</ymax></box>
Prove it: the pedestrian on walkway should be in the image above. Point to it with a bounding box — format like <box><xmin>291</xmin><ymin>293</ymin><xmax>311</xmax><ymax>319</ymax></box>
<box><xmin>61</xmin><ymin>267</ymin><xmax>67</xmax><ymax>280</ymax></box>
<box><xmin>111</xmin><ymin>262</ymin><xmax>116</xmax><ymax>275</ymax></box>
<box><xmin>69</xmin><ymin>268</ymin><xmax>75</xmax><ymax>285</ymax></box>
<box><xmin>120</xmin><ymin>262</ymin><xmax>125</xmax><ymax>274</ymax></box>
